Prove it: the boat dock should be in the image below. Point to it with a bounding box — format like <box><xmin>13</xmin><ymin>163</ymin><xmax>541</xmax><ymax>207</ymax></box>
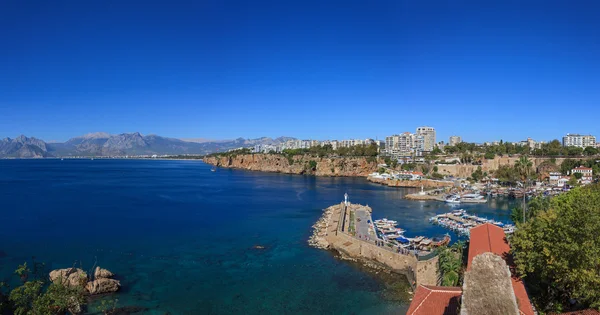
<box><xmin>429</xmin><ymin>209</ymin><xmax>515</xmax><ymax>236</ymax></box>
<box><xmin>308</xmin><ymin>196</ymin><xmax>441</xmax><ymax>287</ymax></box>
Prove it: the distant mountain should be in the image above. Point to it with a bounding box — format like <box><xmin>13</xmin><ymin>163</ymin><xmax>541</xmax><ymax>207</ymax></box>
<box><xmin>0</xmin><ymin>135</ymin><xmax>50</xmax><ymax>158</ymax></box>
<box><xmin>179</xmin><ymin>138</ymin><xmax>217</xmax><ymax>143</ymax></box>
<box><xmin>0</xmin><ymin>133</ymin><xmax>297</xmax><ymax>158</ymax></box>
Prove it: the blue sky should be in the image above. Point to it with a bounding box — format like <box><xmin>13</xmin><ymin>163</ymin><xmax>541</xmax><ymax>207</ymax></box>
<box><xmin>1</xmin><ymin>1</ymin><xmax>599</xmax><ymax>143</ymax></box>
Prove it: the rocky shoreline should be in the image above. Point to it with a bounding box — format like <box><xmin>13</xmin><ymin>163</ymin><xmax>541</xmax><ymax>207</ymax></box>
<box><xmin>308</xmin><ymin>206</ymin><xmax>335</xmax><ymax>249</ymax></box>
<box><xmin>204</xmin><ymin>154</ymin><xmax>381</xmax><ymax>176</ymax></box>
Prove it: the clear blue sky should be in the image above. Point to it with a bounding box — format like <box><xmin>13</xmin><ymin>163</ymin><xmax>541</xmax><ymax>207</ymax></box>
<box><xmin>1</xmin><ymin>1</ymin><xmax>599</xmax><ymax>143</ymax></box>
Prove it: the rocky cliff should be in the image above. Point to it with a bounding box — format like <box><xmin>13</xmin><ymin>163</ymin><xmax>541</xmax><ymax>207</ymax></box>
<box><xmin>203</xmin><ymin>154</ymin><xmax>381</xmax><ymax>176</ymax></box>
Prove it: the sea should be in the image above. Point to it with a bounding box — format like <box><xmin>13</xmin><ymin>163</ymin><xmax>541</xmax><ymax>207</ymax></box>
<box><xmin>0</xmin><ymin>159</ymin><xmax>517</xmax><ymax>314</ymax></box>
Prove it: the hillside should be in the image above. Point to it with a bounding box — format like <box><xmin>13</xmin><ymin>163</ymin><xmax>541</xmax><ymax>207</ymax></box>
<box><xmin>0</xmin><ymin>133</ymin><xmax>296</xmax><ymax>158</ymax></box>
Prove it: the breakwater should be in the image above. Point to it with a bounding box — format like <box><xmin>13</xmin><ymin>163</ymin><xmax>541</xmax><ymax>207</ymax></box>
<box><xmin>309</xmin><ymin>203</ymin><xmax>439</xmax><ymax>287</ymax></box>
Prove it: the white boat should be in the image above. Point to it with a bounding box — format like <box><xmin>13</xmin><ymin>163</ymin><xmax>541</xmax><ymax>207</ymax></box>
<box><xmin>462</xmin><ymin>193</ymin><xmax>485</xmax><ymax>200</ymax></box>
<box><xmin>445</xmin><ymin>195</ymin><xmax>461</xmax><ymax>204</ymax></box>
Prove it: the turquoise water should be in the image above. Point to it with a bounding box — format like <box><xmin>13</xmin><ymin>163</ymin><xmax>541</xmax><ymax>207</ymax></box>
<box><xmin>0</xmin><ymin>160</ymin><xmax>516</xmax><ymax>314</ymax></box>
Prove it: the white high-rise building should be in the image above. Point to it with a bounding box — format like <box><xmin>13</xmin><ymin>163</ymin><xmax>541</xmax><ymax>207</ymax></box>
<box><xmin>416</xmin><ymin>126</ymin><xmax>436</xmax><ymax>153</ymax></box>
<box><xmin>562</xmin><ymin>134</ymin><xmax>596</xmax><ymax>148</ymax></box>
<box><xmin>398</xmin><ymin>132</ymin><xmax>414</xmax><ymax>153</ymax></box>
<box><xmin>449</xmin><ymin>136</ymin><xmax>462</xmax><ymax>146</ymax></box>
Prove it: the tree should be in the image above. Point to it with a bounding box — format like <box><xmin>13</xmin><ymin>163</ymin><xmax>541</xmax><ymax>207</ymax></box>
<box><xmin>568</xmin><ymin>175</ymin><xmax>579</xmax><ymax>187</ymax></box>
<box><xmin>515</xmin><ymin>156</ymin><xmax>533</xmax><ymax>222</ymax></box>
<box><xmin>431</xmin><ymin>147</ymin><xmax>443</xmax><ymax>155</ymax></box>
<box><xmin>511</xmin><ymin>184</ymin><xmax>600</xmax><ymax>312</ymax></box>
<box><xmin>433</xmin><ymin>166</ymin><xmax>438</xmax><ymax>173</ymax></box>
<box><xmin>495</xmin><ymin>165</ymin><xmax>519</xmax><ymax>184</ymax></box>
<box><xmin>584</xmin><ymin>146</ymin><xmax>599</xmax><ymax>156</ymax></box>
<box><xmin>7</xmin><ymin>262</ymin><xmax>86</xmax><ymax>315</ymax></box>
<box><xmin>573</xmin><ymin>172</ymin><xmax>583</xmax><ymax>180</ymax></box>
<box><xmin>471</xmin><ymin>166</ymin><xmax>483</xmax><ymax>182</ymax></box>
<box><xmin>511</xmin><ymin>196</ymin><xmax>551</xmax><ymax>224</ymax></box>
<box><xmin>437</xmin><ymin>245</ymin><xmax>463</xmax><ymax>287</ymax></box>
<box><xmin>484</xmin><ymin>151</ymin><xmax>495</xmax><ymax>159</ymax></box>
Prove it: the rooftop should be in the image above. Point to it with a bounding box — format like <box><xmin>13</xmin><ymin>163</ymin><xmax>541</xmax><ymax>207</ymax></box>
<box><xmin>406</xmin><ymin>285</ymin><xmax>462</xmax><ymax>315</ymax></box>
<box><xmin>467</xmin><ymin>223</ymin><xmax>535</xmax><ymax>315</ymax></box>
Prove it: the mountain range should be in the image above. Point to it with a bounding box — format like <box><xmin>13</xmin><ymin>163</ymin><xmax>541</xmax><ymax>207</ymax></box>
<box><xmin>0</xmin><ymin>133</ymin><xmax>296</xmax><ymax>158</ymax></box>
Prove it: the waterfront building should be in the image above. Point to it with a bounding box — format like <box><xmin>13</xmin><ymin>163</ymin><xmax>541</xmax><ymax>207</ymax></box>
<box><xmin>449</xmin><ymin>136</ymin><xmax>462</xmax><ymax>146</ymax></box>
<box><xmin>562</xmin><ymin>133</ymin><xmax>596</xmax><ymax>148</ymax></box>
<box><xmin>416</xmin><ymin>126</ymin><xmax>436</xmax><ymax>153</ymax></box>
<box><xmin>572</xmin><ymin>166</ymin><xmax>593</xmax><ymax>184</ymax></box>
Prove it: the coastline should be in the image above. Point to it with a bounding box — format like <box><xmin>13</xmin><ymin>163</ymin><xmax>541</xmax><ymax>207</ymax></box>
<box><xmin>203</xmin><ymin>154</ymin><xmax>381</xmax><ymax>177</ymax></box>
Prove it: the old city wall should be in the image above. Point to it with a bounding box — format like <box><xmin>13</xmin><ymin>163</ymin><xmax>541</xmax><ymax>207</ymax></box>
<box><xmin>435</xmin><ymin>156</ymin><xmax>569</xmax><ymax>178</ymax></box>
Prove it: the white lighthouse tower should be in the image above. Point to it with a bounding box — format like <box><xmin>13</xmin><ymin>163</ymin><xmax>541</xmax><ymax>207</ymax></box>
<box><xmin>344</xmin><ymin>192</ymin><xmax>349</xmax><ymax>206</ymax></box>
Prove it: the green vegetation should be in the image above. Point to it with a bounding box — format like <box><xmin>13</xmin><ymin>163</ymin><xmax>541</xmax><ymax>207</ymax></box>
<box><xmin>401</xmin><ymin>163</ymin><xmax>416</xmax><ymax>171</ymax></box>
<box><xmin>510</xmin><ymin>196</ymin><xmax>551</xmax><ymax>224</ymax></box>
<box><xmin>471</xmin><ymin>166</ymin><xmax>484</xmax><ymax>182</ymax></box>
<box><xmin>282</xmin><ymin>143</ymin><xmax>379</xmax><ymax>157</ymax></box>
<box><xmin>437</xmin><ymin>242</ymin><xmax>465</xmax><ymax>286</ymax></box>
<box><xmin>3</xmin><ymin>260</ymin><xmax>86</xmax><ymax>315</ymax></box>
<box><xmin>511</xmin><ymin>184</ymin><xmax>600</xmax><ymax>312</ymax></box>
<box><xmin>430</xmin><ymin>172</ymin><xmax>444</xmax><ymax>180</ymax></box>
<box><xmin>306</xmin><ymin>160</ymin><xmax>317</xmax><ymax>171</ymax></box>
<box><xmin>96</xmin><ymin>298</ymin><xmax>119</xmax><ymax>315</ymax></box>
<box><xmin>444</xmin><ymin>139</ymin><xmax>600</xmax><ymax>157</ymax></box>
<box><xmin>207</xmin><ymin>148</ymin><xmax>252</xmax><ymax>158</ymax></box>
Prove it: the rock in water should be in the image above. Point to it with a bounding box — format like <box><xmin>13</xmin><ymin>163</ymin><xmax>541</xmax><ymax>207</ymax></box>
<box><xmin>86</xmin><ymin>278</ymin><xmax>121</xmax><ymax>295</ymax></box>
<box><xmin>94</xmin><ymin>266</ymin><xmax>115</xmax><ymax>279</ymax></box>
<box><xmin>49</xmin><ymin>268</ymin><xmax>87</xmax><ymax>287</ymax></box>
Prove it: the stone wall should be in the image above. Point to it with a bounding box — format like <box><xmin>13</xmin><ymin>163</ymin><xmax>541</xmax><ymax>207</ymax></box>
<box><xmin>436</xmin><ymin>156</ymin><xmax>569</xmax><ymax>178</ymax></box>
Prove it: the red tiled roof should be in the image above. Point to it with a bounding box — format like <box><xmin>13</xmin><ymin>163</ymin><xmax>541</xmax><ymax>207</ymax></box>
<box><xmin>406</xmin><ymin>285</ymin><xmax>462</xmax><ymax>315</ymax></box>
<box><xmin>467</xmin><ymin>223</ymin><xmax>510</xmax><ymax>270</ymax></box>
<box><xmin>467</xmin><ymin>223</ymin><xmax>535</xmax><ymax>315</ymax></box>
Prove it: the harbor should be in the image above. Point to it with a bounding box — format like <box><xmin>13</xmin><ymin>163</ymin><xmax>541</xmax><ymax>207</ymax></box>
<box><xmin>309</xmin><ymin>194</ymin><xmax>440</xmax><ymax>287</ymax></box>
<box><xmin>429</xmin><ymin>209</ymin><xmax>516</xmax><ymax>236</ymax></box>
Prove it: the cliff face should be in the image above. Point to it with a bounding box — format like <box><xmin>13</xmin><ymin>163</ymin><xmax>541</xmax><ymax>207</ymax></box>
<box><xmin>203</xmin><ymin>154</ymin><xmax>381</xmax><ymax>176</ymax></box>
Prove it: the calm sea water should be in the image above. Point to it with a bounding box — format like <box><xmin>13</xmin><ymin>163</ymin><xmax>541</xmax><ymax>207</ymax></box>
<box><xmin>0</xmin><ymin>160</ymin><xmax>516</xmax><ymax>314</ymax></box>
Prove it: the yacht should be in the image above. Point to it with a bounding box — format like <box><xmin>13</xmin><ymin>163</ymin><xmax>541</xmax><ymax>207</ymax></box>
<box><xmin>445</xmin><ymin>195</ymin><xmax>461</xmax><ymax>204</ymax></box>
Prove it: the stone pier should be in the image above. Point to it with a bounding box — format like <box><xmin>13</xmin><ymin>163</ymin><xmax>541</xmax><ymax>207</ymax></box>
<box><xmin>309</xmin><ymin>202</ymin><xmax>439</xmax><ymax>287</ymax></box>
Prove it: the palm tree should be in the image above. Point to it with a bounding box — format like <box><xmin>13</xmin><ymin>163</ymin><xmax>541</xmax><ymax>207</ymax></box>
<box><xmin>515</xmin><ymin>155</ymin><xmax>533</xmax><ymax>223</ymax></box>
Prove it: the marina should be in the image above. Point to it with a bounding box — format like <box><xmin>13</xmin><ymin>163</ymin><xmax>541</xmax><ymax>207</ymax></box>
<box><xmin>429</xmin><ymin>209</ymin><xmax>516</xmax><ymax>236</ymax></box>
<box><xmin>373</xmin><ymin>218</ymin><xmax>450</xmax><ymax>253</ymax></box>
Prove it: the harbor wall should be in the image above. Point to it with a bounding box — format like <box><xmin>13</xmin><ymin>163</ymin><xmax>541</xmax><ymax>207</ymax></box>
<box><xmin>332</xmin><ymin>230</ymin><xmax>439</xmax><ymax>286</ymax></box>
<box><xmin>328</xmin><ymin>203</ymin><xmax>439</xmax><ymax>286</ymax></box>
<box><xmin>436</xmin><ymin>156</ymin><xmax>570</xmax><ymax>178</ymax></box>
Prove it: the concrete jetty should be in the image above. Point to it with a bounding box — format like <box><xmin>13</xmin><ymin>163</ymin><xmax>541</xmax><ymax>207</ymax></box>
<box><xmin>309</xmin><ymin>202</ymin><xmax>439</xmax><ymax>287</ymax></box>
